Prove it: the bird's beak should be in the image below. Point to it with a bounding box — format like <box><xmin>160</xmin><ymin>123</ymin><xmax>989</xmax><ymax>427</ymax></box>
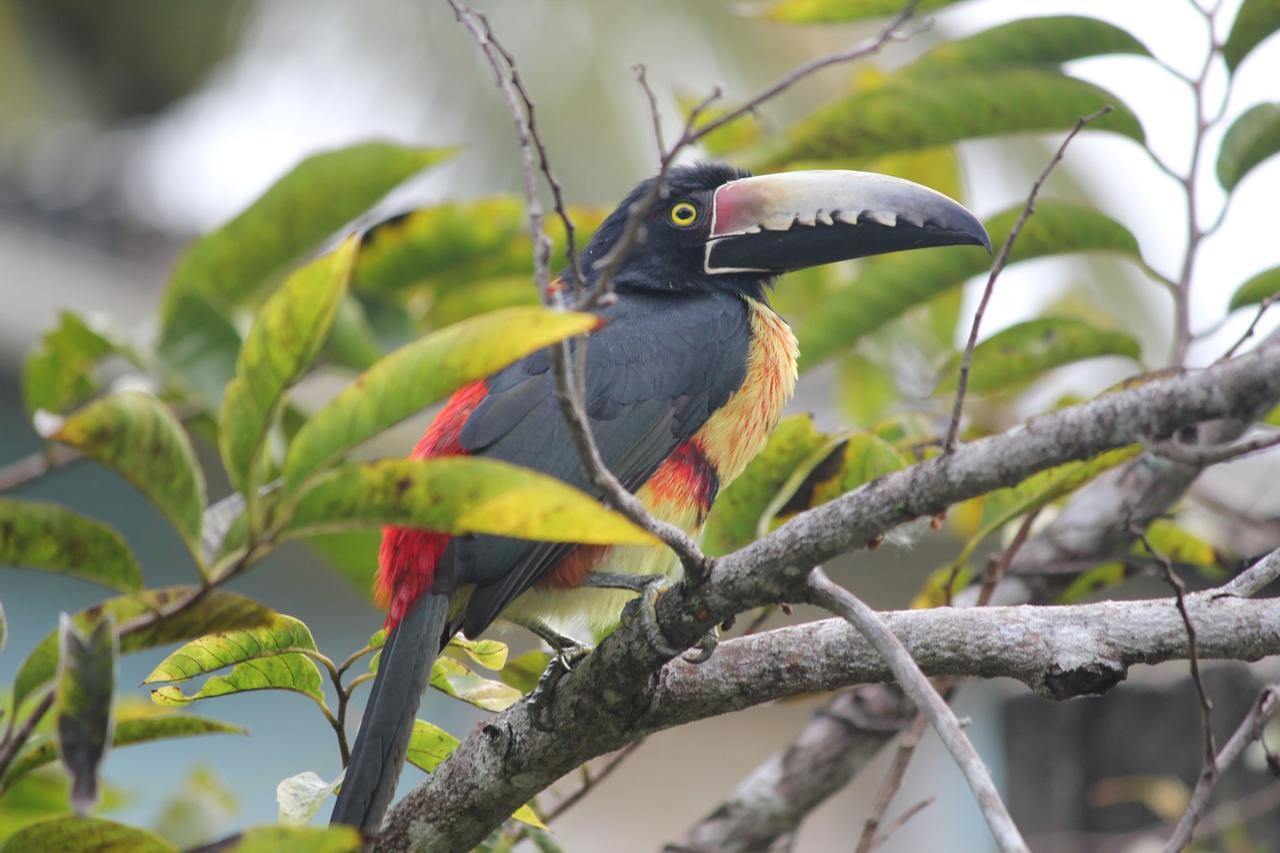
<box><xmin>704</xmin><ymin>170</ymin><xmax>991</xmax><ymax>275</ymax></box>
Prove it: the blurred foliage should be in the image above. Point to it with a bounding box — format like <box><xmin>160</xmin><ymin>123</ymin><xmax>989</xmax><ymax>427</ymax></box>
<box><xmin>3</xmin><ymin>0</ymin><xmax>1280</xmax><ymax>846</ymax></box>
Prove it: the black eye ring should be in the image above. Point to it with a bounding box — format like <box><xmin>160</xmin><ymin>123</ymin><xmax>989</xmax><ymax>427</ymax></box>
<box><xmin>669</xmin><ymin>201</ymin><xmax>699</xmax><ymax>228</ymax></box>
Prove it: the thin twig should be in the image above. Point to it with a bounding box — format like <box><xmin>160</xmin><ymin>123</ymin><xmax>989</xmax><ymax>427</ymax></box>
<box><xmin>0</xmin><ymin>444</ymin><xmax>81</xmax><ymax>494</ymax></box>
<box><xmin>1220</xmin><ymin>296</ymin><xmax>1278</xmax><ymax>361</ymax></box>
<box><xmin>1149</xmin><ymin>431</ymin><xmax>1280</xmax><ymax>466</ymax></box>
<box><xmin>543</xmin><ymin>740</ymin><xmax>644</xmax><ymax>824</ymax></box>
<box><xmin>1163</xmin><ymin>686</ymin><xmax>1280</xmax><ymax>852</ymax></box>
<box><xmin>976</xmin><ymin>510</ymin><xmax>1040</xmax><ymax>608</ymax></box>
<box><xmin>868</xmin><ymin>796</ymin><xmax>935</xmax><ymax>851</ymax></box>
<box><xmin>856</xmin><ymin>713</ymin><xmax>929</xmax><ymax>853</ymax></box>
<box><xmin>1218</xmin><ymin>545</ymin><xmax>1280</xmax><ymax>598</ymax></box>
<box><xmin>0</xmin><ymin>690</ymin><xmax>54</xmax><ymax>782</ymax></box>
<box><xmin>806</xmin><ymin>569</ymin><xmax>1028</xmax><ymax>852</ymax></box>
<box><xmin>943</xmin><ymin>106</ymin><xmax>1112</xmax><ymax>454</ymax></box>
<box><xmin>1133</xmin><ymin>525</ymin><xmax>1217</xmax><ymax>775</ymax></box>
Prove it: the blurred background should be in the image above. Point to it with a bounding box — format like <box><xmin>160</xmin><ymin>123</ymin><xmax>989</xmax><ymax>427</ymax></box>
<box><xmin>2</xmin><ymin>0</ymin><xmax>1280</xmax><ymax>850</ymax></box>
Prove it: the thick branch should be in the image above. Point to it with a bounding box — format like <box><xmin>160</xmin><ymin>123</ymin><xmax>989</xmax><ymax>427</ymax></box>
<box><xmin>379</xmin><ymin>590</ymin><xmax>1280</xmax><ymax>851</ymax></box>
<box><xmin>378</xmin><ymin>343</ymin><xmax>1280</xmax><ymax>851</ymax></box>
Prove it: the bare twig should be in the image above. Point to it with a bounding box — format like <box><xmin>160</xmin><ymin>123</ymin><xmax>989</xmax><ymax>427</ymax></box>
<box><xmin>868</xmin><ymin>796</ymin><xmax>935</xmax><ymax>851</ymax></box>
<box><xmin>543</xmin><ymin>740</ymin><xmax>644</xmax><ymax>824</ymax></box>
<box><xmin>1164</xmin><ymin>685</ymin><xmax>1280</xmax><ymax>851</ymax></box>
<box><xmin>1134</xmin><ymin>525</ymin><xmax>1217</xmax><ymax>777</ymax></box>
<box><xmin>1149</xmin><ymin>431</ymin><xmax>1280</xmax><ymax>465</ymax></box>
<box><xmin>0</xmin><ymin>690</ymin><xmax>54</xmax><ymax>783</ymax></box>
<box><xmin>943</xmin><ymin>106</ymin><xmax>1112</xmax><ymax>454</ymax></box>
<box><xmin>855</xmin><ymin>712</ymin><xmax>929</xmax><ymax>853</ymax></box>
<box><xmin>805</xmin><ymin>569</ymin><xmax>1028</xmax><ymax>852</ymax></box>
<box><xmin>1221</xmin><ymin>296</ymin><xmax>1278</xmax><ymax>361</ymax></box>
<box><xmin>1219</xmin><ymin>545</ymin><xmax>1280</xmax><ymax>599</ymax></box>
<box><xmin>976</xmin><ymin>511</ymin><xmax>1041</xmax><ymax>608</ymax></box>
<box><xmin>0</xmin><ymin>444</ymin><xmax>81</xmax><ymax>494</ymax></box>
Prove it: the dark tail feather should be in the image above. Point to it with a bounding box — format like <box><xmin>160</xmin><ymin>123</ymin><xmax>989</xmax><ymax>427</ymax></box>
<box><xmin>330</xmin><ymin>592</ymin><xmax>449</xmax><ymax>835</ymax></box>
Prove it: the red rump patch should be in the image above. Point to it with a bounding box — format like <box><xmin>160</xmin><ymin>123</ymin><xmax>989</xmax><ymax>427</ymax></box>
<box><xmin>645</xmin><ymin>441</ymin><xmax>718</xmax><ymax>516</ymax></box>
<box><xmin>376</xmin><ymin>380</ymin><xmax>488</xmax><ymax>629</ymax></box>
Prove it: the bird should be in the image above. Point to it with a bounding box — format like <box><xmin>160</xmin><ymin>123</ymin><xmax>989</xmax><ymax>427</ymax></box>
<box><xmin>329</xmin><ymin>162</ymin><xmax>989</xmax><ymax>836</ymax></box>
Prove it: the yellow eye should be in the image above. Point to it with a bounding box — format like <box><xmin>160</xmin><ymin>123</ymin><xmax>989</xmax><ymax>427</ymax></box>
<box><xmin>669</xmin><ymin>201</ymin><xmax>698</xmax><ymax>227</ymax></box>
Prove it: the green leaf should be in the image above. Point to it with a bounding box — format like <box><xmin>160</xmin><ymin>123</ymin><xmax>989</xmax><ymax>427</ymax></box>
<box><xmin>303</xmin><ymin>530</ymin><xmax>380</xmax><ymax>594</ymax></box>
<box><xmin>497</xmin><ymin>650</ymin><xmax>552</xmax><ymax>695</ymax></box>
<box><xmin>283</xmin><ymin>458</ymin><xmax>656</xmax><ymax>545</ymax></box>
<box><xmin>761</xmin><ymin>0</ymin><xmax>960</xmax><ymax>23</ymax></box>
<box><xmin>426</xmin><ymin>277</ymin><xmax>540</xmax><ymax>328</ymax></box>
<box><xmin>155</xmin><ymin>290</ymin><xmax>242</xmax><ymax>412</ymax></box>
<box><xmin>0</xmin><ymin>816</ymin><xmax>175</xmax><ymax>853</ymax></box>
<box><xmin>0</xmin><ymin>499</ymin><xmax>142</xmax><ymax>592</ymax></box>
<box><xmin>906</xmin><ymin>16</ymin><xmax>1148</xmax><ymax>76</ymax></box>
<box><xmin>797</xmin><ymin>202</ymin><xmax>1142</xmax><ymax>369</ymax></box>
<box><xmin>446</xmin><ymin>636</ymin><xmax>509</xmax><ymax>671</ymax></box>
<box><xmin>676</xmin><ymin>91</ymin><xmax>764</xmax><ymax>156</ymax></box>
<box><xmin>282</xmin><ymin>306</ymin><xmax>600</xmax><ymax>495</ymax></box>
<box><xmin>1217</xmin><ymin>103</ymin><xmax>1280</xmax><ymax>191</ymax></box>
<box><xmin>220</xmin><ymin>237</ymin><xmax>358</xmax><ymax>495</ymax></box>
<box><xmin>161</xmin><ymin>142</ymin><xmax>453</xmax><ymax>317</ymax></box>
<box><xmin>22</xmin><ymin>311</ymin><xmax>124</xmax><ymax>418</ymax></box>
<box><xmin>1229</xmin><ymin>266</ymin><xmax>1280</xmax><ymax>311</ymax></box>
<box><xmin>12</xmin><ymin>587</ymin><xmax>273</xmax><ymax>713</ymax></box>
<box><xmin>54</xmin><ymin>615</ymin><xmax>117</xmax><ymax>814</ymax></box>
<box><xmin>1058</xmin><ymin>560</ymin><xmax>1126</xmax><ymax>603</ymax></box>
<box><xmin>51</xmin><ymin>392</ymin><xmax>205</xmax><ymax>556</ymax></box>
<box><xmin>206</xmin><ymin>826</ymin><xmax>361</xmax><ymax>853</ymax></box>
<box><xmin>768</xmin><ymin>69</ymin><xmax>1142</xmax><ymax>168</ymax></box>
<box><xmin>353</xmin><ymin>198</ymin><xmax>603</xmax><ymax>294</ymax></box>
<box><xmin>1266</xmin><ymin>403</ymin><xmax>1280</xmax><ymax>427</ymax></box>
<box><xmin>142</xmin><ymin>614</ymin><xmax>317</xmax><ymax>684</ymax></box>
<box><xmin>836</xmin><ymin>353</ymin><xmax>898</xmax><ymax>426</ymax></box>
<box><xmin>703</xmin><ymin>415</ymin><xmax>828</xmax><ymax>556</ymax></box>
<box><xmin>430</xmin><ymin>657</ymin><xmax>522</xmax><ymax>712</ymax></box>
<box><xmin>405</xmin><ymin>720</ymin><xmax>545</xmax><ymax>831</ymax></box>
<box><xmin>979</xmin><ymin>446</ymin><xmax>1141</xmax><ymax>530</ymax></box>
<box><xmin>1224</xmin><ymin>0</ymin><xmax>1280</xmax><ymax>73</ymax></box>
<box><xmin>1</xmin><ymin>601</ymin><xmax>6</xmax><ymax>655</ymax></box>
<box><xmin>150</xmin><ymin>653</ymin><xmax>324</xmax><ymax>707</ymax></box>
<box><xmin>4</xmin><ymin>705</ymin><xmax>244</xmax><ymax>785</ymax></box>
<box><xmin>325</xmin><ymin>296</ymin><xmax>386</xmax><ymax>370</ymax></box>
<box><xmin>936</xmin><ymin>318</ymin><xmax>1141</xmax><ymax>394</ymax></box>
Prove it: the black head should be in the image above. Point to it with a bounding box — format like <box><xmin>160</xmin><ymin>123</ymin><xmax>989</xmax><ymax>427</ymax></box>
<box><xmin>574</xmin><ymin>161</ymin><xmax>991</xmax><ymax>303</ymax></box>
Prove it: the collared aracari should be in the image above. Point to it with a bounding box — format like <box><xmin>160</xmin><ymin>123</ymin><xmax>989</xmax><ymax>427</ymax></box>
<box><xmin>330</xmin><ymin>163</ymin><xmax>989</xmax><ymax>834</ymax></box>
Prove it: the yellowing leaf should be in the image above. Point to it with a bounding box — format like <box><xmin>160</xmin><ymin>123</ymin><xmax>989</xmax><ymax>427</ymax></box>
<box><xmin>282</xmin><ymin>306</ymin><xmax>599</xmax><ymax>495</ymax></box>
<box><xmin>0</xmin><ymin>500</ymin><xmax>142</xmax><ymax>592</ymax></box>
<box><xmin>1134</xmin><ymin>519</ymin><xmax>1222</xmax><ymax>573</ymax></box>
<box><xmin>53</xmin><ymin>391</ymin><xmax>205</xmax><ymax>556</ymax></box>
<box><xmin>22</xmin><ymin>311</ymin><xmax>129</xmax><ymax>418</ymax></box>
<box><xmin>430</xmin><ymin>657</ymin><xmax>522</xmax><ymax>712</ymax></box>
<box><xmin>12</xmin><ymin>588</ymin><xmax>273</xmax><ymax>713</ymax></box>
<box><xmin>762</xmin><ymin>0</ymin><xmax>959</xmax><ymax>23</ymax></box>
<box><xmin>150</xmin><ymin>653</ymin><xmax>324</xmax><ymax>707</ymax></box>
<box><xmin>283</xmin><ymin>458</ymin><xmax>655</xmax><ymax>545</ymax></box>
<box><xmin>0</xmin><ymin>816</ymin><xmax>175</xmax><ymax>853</ymax></box>
<box><xmin>143</xmin><ymin>615</ymin><xmax>317</xmax><ymax>684</ymax></box>
<box><xmin>161</xmin><ymin>142</ymin><xmax>453</xmax><ymax>317</ymax></box>
<box><xmin>220</xmin><ymin>237</ymin><xmax>358</xmax><ymax>496</ymax></box>
<box><xmin>210</xmin><ymin>826</ymin><xmax>362</xmax><ymax>853</ymax></box>
<box><xmin>446</xmin><ymin>637</ymin><xmax>509</xmax><ymax>671</ymax></box>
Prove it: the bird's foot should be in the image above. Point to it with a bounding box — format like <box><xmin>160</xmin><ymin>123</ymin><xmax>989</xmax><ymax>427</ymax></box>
<box><xmin>527</xmin><ymin>641</ymin><xmax>591</xmax><ymax>733</ymax></box>
<box><xmin>683</xmin><ymin>624</ymin><xmax>719</xmax><ymax>664</ymax></box>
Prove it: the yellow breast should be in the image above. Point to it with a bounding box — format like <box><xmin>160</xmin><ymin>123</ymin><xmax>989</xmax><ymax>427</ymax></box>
<box><xmin>693</xmin><ymin>296</ymin><xmax>799</xmax><ymax>488</ymax></box>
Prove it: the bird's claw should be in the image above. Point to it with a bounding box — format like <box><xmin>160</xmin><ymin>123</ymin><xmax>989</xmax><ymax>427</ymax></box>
<box><xmin>527</xmin><ymin>642</ymin><xmax>591</xmax><ymax>733</ymax></box>
<box><xmin>682</xmin><ymin>625</ymin><xmax>719</xmax><ymax>664</ymax></box>
<box><xmin>619</xmin><ymin>575</ymin><xmax>687</xmax><ymax>659</ymax></box>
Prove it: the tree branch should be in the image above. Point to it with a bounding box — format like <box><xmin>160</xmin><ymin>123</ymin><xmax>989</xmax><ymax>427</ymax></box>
<box><xmin>379</xmin><ymin>587</ymin><xmax>1280</xmax><ymax>851</ymax></box>
<box><xmin>805</xmin><ymin>570</ymin><xmax>1028</xmax><ymax>852</ymax></box>
<box><xmin>378</xmin><ymin>342</ymin><xmax>1280</xmax><ymax>851</ymax></box>
<box><xmin>1163</xmin><ymin>685</ymin><xmax>1280</xmax><ymax>851</ymax></box>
